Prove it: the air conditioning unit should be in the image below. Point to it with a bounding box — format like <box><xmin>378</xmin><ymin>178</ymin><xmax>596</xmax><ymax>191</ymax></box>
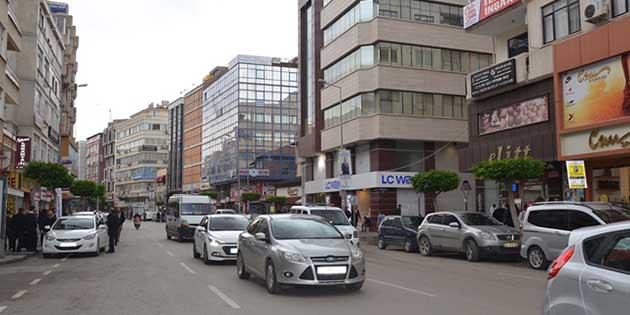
<box><xmin>584</xmin><ymin>0</ymin><xmax>609</xmax><ymax>23</ymax></box>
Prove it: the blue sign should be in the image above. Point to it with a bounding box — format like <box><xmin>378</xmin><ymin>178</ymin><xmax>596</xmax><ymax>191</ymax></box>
<box><xmin>380</xmin><ymin>175</ymin><xmax>412</xmax><ymax>185</ymax></box>
<box><xmin>49</xmin><ymin>2</ymin><xmax>69</xmax><ymax>14</ymax></box>
<box><xmin>325</xmin><ymin>180</ymin><xmax>340</xmax><ymax>190</ymax></box>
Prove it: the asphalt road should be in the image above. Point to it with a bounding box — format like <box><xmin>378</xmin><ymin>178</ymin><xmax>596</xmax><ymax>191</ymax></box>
<box><xmin>0</xmin><ymin>222</ymin><xmax>547</xmax><ymax>315</ymax></box>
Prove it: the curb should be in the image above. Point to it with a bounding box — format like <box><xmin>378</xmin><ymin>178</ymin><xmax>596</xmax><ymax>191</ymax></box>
<box><xmin>0</xmin><ymin>253</ymin><xmax>36</xmax><ymax>266</ymax></box>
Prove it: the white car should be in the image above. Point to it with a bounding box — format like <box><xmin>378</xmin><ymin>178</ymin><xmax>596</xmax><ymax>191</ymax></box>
<box><xmin>43</xmin><ymin>215</ymin><xmax>109</xmax><ymax>257</ymax></box>
<box><xmin>289</xmin><ymin>205</ymin><xmax>360</xmax><ymax>246</ymax></box>
<box><xmin>192</xmin><ymin>214</ymin><xmax>250</xmax><ymax>264</ymax></box>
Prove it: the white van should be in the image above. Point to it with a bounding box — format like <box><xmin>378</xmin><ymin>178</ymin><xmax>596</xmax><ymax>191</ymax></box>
<box><xmin>289</xmin><ymin>205</ymin><xmax>359</xmax><ymax>246</ymax></box>
<box><xmin>166</xmin><ymin>195</ymin><xmax>213</xmax><ymax>241</ymax></box>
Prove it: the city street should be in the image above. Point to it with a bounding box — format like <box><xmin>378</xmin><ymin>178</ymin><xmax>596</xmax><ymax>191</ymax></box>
<box><xmin>0</xmin><ymin>222</ymin><xmax>547</xmax><ymax>315</ymax></box>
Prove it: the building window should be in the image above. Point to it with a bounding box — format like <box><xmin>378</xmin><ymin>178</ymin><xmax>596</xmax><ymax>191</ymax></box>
<box><xmin>542</xmin><ymin>0</ymin><xmax>580</xmax><ymax>44</ymax></box>
<box><xmin>613</xmin><ymin>0</ymin><xmax>629</xmax><ymax>16</ymax></box>
<box><xmin>508</xmin><ymin>33</ymin><xmax>529</xmax><ymax>58</ymax></box>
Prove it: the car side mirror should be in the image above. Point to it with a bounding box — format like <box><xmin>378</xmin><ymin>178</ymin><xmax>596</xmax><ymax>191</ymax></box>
<box><xmin>197</xmin><ymin>226</ymin><xmax>206</xmax><ymax>232</ymax></box>
<box><xmin>44</xmin><ymin>225</ymin><xmax>51</xmax><ymax>231</ymax></box>
<box><xmin>345</xmin><ymin>233</ymin><xmax>353</xmax><ymax>240</ymax></box>
<box><xmin>449</xmin><ymin>222</ymin><xmax>460</xmax><ymax>229</ymax></box>
<box><xmin>254</xmin><ymin>232</ymin><xmax>267</xmax><ymax>242</ymax></box>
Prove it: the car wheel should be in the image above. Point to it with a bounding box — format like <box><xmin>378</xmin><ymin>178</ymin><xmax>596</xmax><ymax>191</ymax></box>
<box><xmin>465</xmin><ymin>239</ymin><xmax>480</xmax><ymax>262</ymax></box>
<box><xmin>203</xmin><ymin>244</ymin><xmax>210</xmax><ymax>265</ymax></box>
<box><xmin>193</xmin><ymin>240</ymin><xmax>201</xmax><ymax>259</ymax></box>
<box><xmin>265</xmin><ymin>261</ymin><xmax>281</xmax><ymax>294</ymax></box>
<box><xmin>377</xmin><ymin>237</ymin><xmax>387</xmax><ymax>250</ymax></box>
<box><xmin>418</xmin><ymin>236</ymin><xmax>433</xmax><ymax>256</ymax></box>
<box><xmin>236</xmin><ymin>252</ymin><xmax>250</xmax><ymax>280</ymax></box>
<box><xmin>527</xmin><ymin>246</ymin><xmax>549</xmax><ymax>270</ymax></box>
<box><xmin>167</xmin><ymin>233</ymin><xmax>172</xmax><ymax>240</ymax></box>
<box><xmin>404</xmin><ymin>238</ymin><xmax>416</xmax><ymax>253</ymax></box>
<box><xmin>346</xmin><ymin>281</ymin><xmax>364</xmax><ymax>291</ymax></box>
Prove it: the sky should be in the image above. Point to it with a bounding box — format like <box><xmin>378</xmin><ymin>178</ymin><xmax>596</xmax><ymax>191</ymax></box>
<box><xmin>65</xmin><ymin>0</ymin><xmax>298</xmax><ymax>140</ymax></box>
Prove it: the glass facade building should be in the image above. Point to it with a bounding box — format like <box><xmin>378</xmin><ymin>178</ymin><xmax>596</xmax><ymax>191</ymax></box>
<box><xmin>201</xmin><ymin>55</ymin><xmax>298</xmax><ymax>188</ymax></box>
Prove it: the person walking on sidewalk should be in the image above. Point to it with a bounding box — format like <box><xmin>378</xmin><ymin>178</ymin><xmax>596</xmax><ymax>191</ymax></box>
<box><xmin>106</xmin><ymin>209</ymin><xmax>121</xmax><ymax>253</ymax></box>
<box><xmin>116</xmin><ymin>210</ymin><xmax>125</xmax><ymax>245</ymax></box>
<box><xmin>6</xmin><ymin>214</ymin><xmax>17</xmax><ymax>252</ymax></box>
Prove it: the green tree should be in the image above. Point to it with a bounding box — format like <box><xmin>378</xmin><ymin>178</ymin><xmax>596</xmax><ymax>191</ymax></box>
<box><xmin>241</xmin><ymin>192</ymin><xmax>261</xmax><ymax>202</ymax></box>
<box><xmin>24</xmin><ymin>161</ymin><xmax>74</xmax><ymax>190</ymax></box>
<box><xmin>91</xmin><ymin>184</ymin><xmax>106</xmax><ymax>205</ymax></box>
<box><xmin>266</xmin><ymin>196</ymin><xmax>286</xmax><ymax>207</ymax></box>
<box><xmin>411</xmin><ymin>170</ymin><xmax>460</xmax><ymax>211</ymax></box>
<box><xmin>70</xmin><ymin>180</ymin><xmax>97</xmax><ymax>209</ymax></box>
<box><xmin>200</xmin><ymin>190</ymin><xmax>218</xmax><ymax>200</ymax></box>
<box><xmin>472</xmin><ymin>158</ymin><xmax>545</xmax><ymax>227</ymax></box>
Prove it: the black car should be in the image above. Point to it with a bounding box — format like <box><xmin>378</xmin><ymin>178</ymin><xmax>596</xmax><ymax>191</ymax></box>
<box><xmin>378</xmin><ymin>216</ymin><xmax>424</xmax><ymax>252</ymax></box>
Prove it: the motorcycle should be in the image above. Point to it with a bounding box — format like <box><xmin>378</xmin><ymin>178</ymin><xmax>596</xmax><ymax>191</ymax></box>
<box><xmin>133</xmin><ymin>215</ymin><xmax>141</xmax><ymax>230</ymax></box>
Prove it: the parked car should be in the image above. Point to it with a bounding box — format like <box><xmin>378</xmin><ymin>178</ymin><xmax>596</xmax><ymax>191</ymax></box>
<box><xmin>214</xmin><ymin>209</ymin><xmax>237</xmax><ymax>214</ymax></box>
<box><xmin>543</xmin><ymin>221</ymin><xmax>630</xmax><ymax>315</ymax></box>
<box><xmin>42</xmin><ymin>215</ymin><xmax>109</xmax><ymax>257</ymax></box>
<box><xmin>289</xmin><ymin>205</ymin><xmax>359</xmax><ymax>246</ymax></box>
<box><xmin>236</xmin><ymin>214</ymin><xmax>365</xmax><ymax>294</ymax></box>
<box><xmin>377</xmin><ymin>215</ymin><xmax>424</xmax><ymax>252</ymax></box>
<box><xmin>193</xmin><ymin>214</ymin><xmax>250</xmax><ymax>264</ymax></box>
<box><xmin>417</xmin><ymin>211</ymin><xmax>521</xmax><ymax>262</ymax></box>
<box><xmin>521</xmin><ymin>202</ymin><xmax>630</xmax><ymax>270</ymax></box>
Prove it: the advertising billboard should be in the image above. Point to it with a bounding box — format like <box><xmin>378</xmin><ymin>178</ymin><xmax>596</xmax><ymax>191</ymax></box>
<box><xmin>478</xmin><ymin>96</ymin><xmax>549</xmax><ymax>135</ymax></box>
<box><xmin>338</xmin><ymin>149</ymin><xmax>352</xmax><ymax>177</ymax></box>
<box><xmin>15</xmin><ymin>137</ymin><xmax>32</xmax><ymax>169</ymax></box>
<box><xmin>464</xmin><ymin>0</ymin><xmax>521</xmax><ymax>29</ymax></box>
<box><xmin>562</xmin><ymin>54</ymin><xmax>630</xmax><ymax>129</ymax></box>
<box><xmin>566</xmin><ymin>160</ymin><xmax>587</xmax><ymax>189</ymax></box>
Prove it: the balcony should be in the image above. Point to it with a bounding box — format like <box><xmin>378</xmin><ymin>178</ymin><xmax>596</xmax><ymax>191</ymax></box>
<box><xmin>7</xmin><ymin>1</ymin><xmax>22</xmax><ymax>52</ymax></box>
<box><xmin>4</xmin><ymin>53</ymin><xmax>20</xmax><ymax>104</ymax></box>
<box><xmin>463</xmin><ymin>0</ymin><xmax>525</xmax><ymax>36</ymax></box>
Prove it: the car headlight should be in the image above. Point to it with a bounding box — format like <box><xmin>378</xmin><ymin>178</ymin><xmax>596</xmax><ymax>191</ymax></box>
<box><xmin>46</xmin><ymin>235</ymin><xmax>56</xmax><ymax>241</ymax></box>
<box><xmin>352</xmin><ymin>230</ymin><xmax>359</xmax><ymax>238</ymax></box>
<box><xmin>479</xmin><ymin>231</ymin><xmax>496</xmax><ymax>241</ymax></box>
<box><xmin>208</xmin><ymin>237</ymin><xmax>225</xmax><ymax>246</ymax></box>
<box><xmin>281</xmin><ymin>251</ymin><xmax>306</xmax><ymax>263</ymax></box>
<box><xmin>83</xmin><ymin>233</ymin><xmax>97</xmax><ymax>240</ymax></box>
<box><xmin>351</xmin><ymin>247</ymin><xmax>363</xmax><ymax>261</ymax></box>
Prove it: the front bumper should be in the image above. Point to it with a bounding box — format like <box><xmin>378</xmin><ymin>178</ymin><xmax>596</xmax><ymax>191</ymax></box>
<box><xmin>479</xmin><ymin>243</ymin><xmax>521</xmax><ymax>257</ymax></box>
<box><xmin>42</xmin><ymin>239</ymin><xmax>99</xmax><ymax>254</ymax></box>
<box><xmin>205</xmin><ymin>241</ymin><xmax>238</xmax><ymax>261</ymax></box>
<box><xmin>274</xmin><ymin>257</ymin><xmax>365</xmax><ymax>286</ymax></box>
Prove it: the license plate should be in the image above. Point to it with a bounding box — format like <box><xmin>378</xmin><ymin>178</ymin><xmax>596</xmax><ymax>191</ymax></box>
<box><xmin>59</xmin><ymin>242</ymin><xmax>78</xmax><ymax>248</ymax></box>
<box><xmin>317</xmin><ymin>266</ymin><xmax>347</xmax><ymax>275</ymax></box>
<box><xmin>503</xmin><ymin>242</ymin><xmax>519</xmax><ymax>248</ymax></box>
<box><xmin>229</xmin><ymin>248</ymin><xmax>238</xmax><ymax>254</ymax></box>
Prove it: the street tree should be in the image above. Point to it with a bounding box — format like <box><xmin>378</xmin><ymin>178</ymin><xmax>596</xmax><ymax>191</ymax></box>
<box><xmin>70</xmin><ymin>180</ymin><xmax>97</xmax><ymax>209</ymax></box>
<box><xmin>241</xmin><ymin>192</ymin><xmax>261</xmax><ymax>202</ymax></box>
<box><xmin>411</xmin><ymin>170</ymin><xmax>459</xmax><ymax>212</ymax></box>
<box><xmin>472</xmin><ymin>158</ymin><xmax>545</xmax><ymax>228</ymax></box>
<box><xmin>266</xmin><ymin>196</ymin><xmax>286</xmax><ymax>212</ymax></box>
<box><xmin>200</xmin><ymin>190</ymin><xmax>218</xmax><ymax>200</ymax></box>
<box><xmin>24</xmin><ymin>161</ymin><xmax>74</xmax><ymax>190</ymax></box>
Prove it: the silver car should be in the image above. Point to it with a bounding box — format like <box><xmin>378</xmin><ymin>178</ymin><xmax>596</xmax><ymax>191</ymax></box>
<box><xmin>236</xmin><ymin>214</ymin><xmax>365</xmax><ymax>294</ymax></box>
<box><xmin>192</xmin><ymin>214</ymin><xmax>250</xmax><ymax>264</ymax></box>
<box><xmin>417</xmin><ymin>212</ymin><xmax>521</xmax><ymax>262</ymax></box>
<box><xmin>544</xmin><ymin>221</ymin><xmax>630</xmax><ymax>315</ymax></box>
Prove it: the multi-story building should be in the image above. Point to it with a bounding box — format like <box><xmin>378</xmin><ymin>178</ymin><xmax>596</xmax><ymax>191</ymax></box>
<box><xmin>182</xmin><ymin>67</ymin><xmax>227</xmax><ymax>194</ymax></box>
<box><xmin>77</xmin><ymin>139</ymin><xmax>86</xmax><ymax>179</ymax></box>
<box><xmin>297</xmin><ymin>0</ymin><xmax>492</xmax><ymax>218</ymax></box>
<box><xmin>167</xmin><ymin>97</ymin><xmax>183</xmax><ymax>195</ymax></box>
<box><xmin>49</xmin><ymin>1</ymin><xmax>80</xmax><ymax>177</ymax></box>
<box><xmin>201</xmin><ymin>55</ymin><xmax>299</xmax><ymax>208</ymax></box>
<box><xmin>459</xmin><ymin>0</ymin><xmax>630</xmax><ymax>207</ymax></box>
<box><xmin>102</xmin><ymin>120</ymin><xmax>124</xmax><ymax>204</ymax></box>
<box><xmin>14</xmin><ymin>0</ymin><xmax>64</xmax><ymax>165</ymax></box>
<box><xmin>85</xmin><ymin>133</ymin><xmax>102</xmax><ymax>184</ymax></box>
<box><xmin>114</xmin><ymin>103</ymin><xmax>168</xmax><ymax>214</ymax></box>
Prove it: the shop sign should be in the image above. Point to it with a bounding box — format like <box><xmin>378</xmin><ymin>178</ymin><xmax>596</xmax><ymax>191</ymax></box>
<box><xmin>488</xmin><ymin>144</ymin><xmax>532</xmax><ymax>161</ymax></box>
<box><xmin>15</xmin><ymin>136</ymin><xmax>32</xmax><ymax>169</ymax></box>
<box><xmin>560</xmin><ymin>123</ymin><xmax>630</xmax><ymax>157</ymax></box>
<box><xmin>380</xmin><ymin>174</ymin><xmax>412</xmax><ymax>185</ymax></box>
<box><xmin>471</xmin><ymin>59</ymin><xmax>516</xmax><ymax>97</ymax></box>
<box><xmin>566</xmin><ymin>160</ymin><xmax>587</xmax><ymax>189</ymax></box>
<box><xmin>6</xmin><ymin>195</ymin><xmax>15</xmax><ymax>217</ymax></box>
<box><xmin>8</xmin><ymin>172</ymin><xmax>20</xmax><ymax>188</ymax></box>
<box><xmin>479</xmin><ymin>96</ymin><xmax>549</xmax><ymax>135</ymax></box>
<box><xmin>318</xmin><ymin>172</ymin><xmax>416</xmax><ymax>193</ymax></box>
<box><xmin>562</xmin><ymin>54</ymin><xmax>630</xmax><ymax>129</ymax></box>
<box><xmin>238</xmin><ymin>169</ymin><xmax>270</xmax><ymax>177</ymax></box>
<box><xmin>464</xmin><ymin>0</ymin><xmax>521</xmax><ymax>29</ymax></box>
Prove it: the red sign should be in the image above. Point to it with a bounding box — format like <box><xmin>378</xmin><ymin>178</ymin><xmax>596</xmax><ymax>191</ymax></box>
<box><xmin>464</xmin><ymin>0</ymin><xmax>521</xmax><ymax>29</ymax></box>
<box><xmin>15</xmin><ymin>137</ymin><xmax>32</xmax><ymax>169</ymax></box>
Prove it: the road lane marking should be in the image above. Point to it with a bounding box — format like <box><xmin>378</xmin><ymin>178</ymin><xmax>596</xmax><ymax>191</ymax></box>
<box><xmin>0</xmin><ymin>306</ymin><xmax>7</xmax><ymax>313</ymax></box>
<box><xmin>43</xmin><ymin>270</ymin><xmax>52</xmax><ymax>276</ymax></box>
<box><xmin>11</xmin><ymin>290</ymin><xmax>27</xmax><ymax>299</ymax></box>
<box><xmin>368</xmin><ymin>279</ymin><xmax>437</xmax><ymax>297</ymax></box>
<box><xmin>497</xmin><ymin>272</ymin><xmax>542</xmax><ymax>281</ymax></box>
<box><xmin>165</xmin><ymin>250</ymin><xmax>174</xmax><ymax>257</ymax></box>
<box><xmin>180</xmin><ymin>262</ymin><xmax>196</xmax><ymax>274</ymax></box>
<box><xmin>53</xmin><ymin>264</ymin><xmax>60</xmax><ymax>268</ymax></box>
<box><xmin>208</xmin><ymin>285</ymin><xmax>241</xmax><ymax>309</ymax></box>
<box><xmin>30</xmin><ymin>279</ymin><xmax>42</xmax><ymax>285</ymax></box>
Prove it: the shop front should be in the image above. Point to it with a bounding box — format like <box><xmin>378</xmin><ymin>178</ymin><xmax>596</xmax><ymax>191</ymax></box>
<box><xmin>554</xmin><ymin>16</ymin><xmax>630</xmax><ymax>208</ymax></box>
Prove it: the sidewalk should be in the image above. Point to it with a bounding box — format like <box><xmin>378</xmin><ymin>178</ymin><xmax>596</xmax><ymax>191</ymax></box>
<box><xmin>359</xmin><ymin>231</ymin><xmax>378</xmax><ymax>245</ymax></box>
<box><xmin>0</xmin><ymin>252</ymin><xmax>36</xmax><ymax>266</ymax></box>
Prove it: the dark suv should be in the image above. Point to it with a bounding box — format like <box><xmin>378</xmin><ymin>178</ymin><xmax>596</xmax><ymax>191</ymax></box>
<box><xmin>378</xmin><ymin>216</ymin><xmax>424</xmax><ymax>252</ymax></box>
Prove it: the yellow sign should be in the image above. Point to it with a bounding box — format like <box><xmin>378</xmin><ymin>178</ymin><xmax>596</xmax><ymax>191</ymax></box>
<box><xmin>566</xmin><ymin>160</ymin><xmax>587</xmax><ymax>189</ymax></box>
<box><xmin>6</xmin><ymin>195</ymin><xmax>15</xmax><ymax>217</ymax></box>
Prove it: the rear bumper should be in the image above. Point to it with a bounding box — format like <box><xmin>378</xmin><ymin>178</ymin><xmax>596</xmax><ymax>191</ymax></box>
<box><xmin>177</xmin><ymin>227</ymin><xmax>196</xmax><ymax>240</ymax></box>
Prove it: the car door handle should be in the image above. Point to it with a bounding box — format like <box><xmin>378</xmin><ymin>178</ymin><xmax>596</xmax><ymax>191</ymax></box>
<box><xmin>586</xmin><ymin>280</ymin><xmax>614</xmax><ymax>293</ymax></box>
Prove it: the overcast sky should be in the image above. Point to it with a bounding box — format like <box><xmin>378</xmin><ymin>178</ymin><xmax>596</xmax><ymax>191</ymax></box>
<box><xmin>65</xmin><ymin>0</ymin><xmax>297</xmax><ymax>140</ymax></box>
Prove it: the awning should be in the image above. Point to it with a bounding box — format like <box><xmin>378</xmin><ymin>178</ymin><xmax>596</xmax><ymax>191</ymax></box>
<box><xmin>8</xmin><ymin>187</ymin><xmax>24</xmax><ymax>198</ymax></box>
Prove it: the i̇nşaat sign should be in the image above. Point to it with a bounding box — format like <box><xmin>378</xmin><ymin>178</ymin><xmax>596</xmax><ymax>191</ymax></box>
<box><xmin>464</xmin><ymin>0</ymin><xmax>522</xmax><ymax>29</ymax></box>
<box><xmin>15</xmin><ymin>137</ymin><xmax>32</xmax><ymax>169</ymax></box>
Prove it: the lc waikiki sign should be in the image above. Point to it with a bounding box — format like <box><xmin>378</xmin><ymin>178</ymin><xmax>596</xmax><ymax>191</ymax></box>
<box><xmin>321</xmin><ymin>172</ymin><xmax>416</xmax><ymax>192</ymax></box>
<box><xmin>464</xmin><ymin>0</ymin><xmax>521</xmax><ymax>29</ymax></box>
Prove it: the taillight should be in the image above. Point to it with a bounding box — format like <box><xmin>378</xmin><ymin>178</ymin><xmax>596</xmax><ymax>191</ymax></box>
<box><xmin>548</xmin><ymin>246</ymin><xmax>575</xmax><ymax>280</ymax></box>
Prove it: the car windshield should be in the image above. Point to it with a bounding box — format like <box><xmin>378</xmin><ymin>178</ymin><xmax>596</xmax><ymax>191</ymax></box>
<box><xmin>181</xmin><ymin>203</ymin><xmax>212</xmax><ymax>216</ymax></box>
<box><xmin>593</xmin><ymin>208</ymin><xmax>630</xmax><ymax>224</ymax></box>
<box><xmin>401</xmin><ymin>216</ymin><xmax>423</xmax><ymax>229</ymax></box>
<box><xmin>209</xmin><ymin>216</ymin><xmax>249</xmax><ymax>231</ymax></box>
<box><xmin>310</xmin><ymin>210</ymin><xmax>349</xmax><ymax>225</ymax></box>
<box><xmin>459</xmin><ymin>213</ymin><xmax>500</xmax><ymax>226</ymax></box>
<box><xmin>271</xmin><ymin>218</ymin><xmax>344</xmax><ymax>240</ymax></box>
<box><xmin>52</xmin><ymin>218</ymin><xmax>94</xmax><ymax>230</ymax></box>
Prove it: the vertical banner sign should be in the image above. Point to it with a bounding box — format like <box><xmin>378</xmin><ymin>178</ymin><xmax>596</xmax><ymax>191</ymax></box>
<box><xmin>566</xmin><ymin>161</ymin><xmax>588</xmax><ymax>189</ymax></box>
<box><xmin>15</xmin><ymin>137</ymin><xmax>32</xmax><ymax>169</ymax></box>
<box><xmin>55</xmin><ymin>188</ymin><xmax>63</xmax><ymax>218</ymax></box>
<box><xmin>338</xmin><ymin>149</ymin><xmax>352</xmax><ymax>188</ymax></box>
<box><xmin>0</xmin><ymin>178</ymin><xmax>7</xmax><ymax>258</ymax></box>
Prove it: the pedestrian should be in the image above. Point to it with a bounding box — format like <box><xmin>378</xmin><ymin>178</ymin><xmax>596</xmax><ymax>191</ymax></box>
<box><xmin>12</xmin><ymin>208</ymin><xmax>28</xmax><ymax>252</ymax></box>
<box><xmin>38</xmin><ymin>209</ymin><xmax>48</xmax><ymax>247</ymax></box>
<box><xmin>377</xmin><ymin>212</ymin><xmax>385</xmax><ymax>226</ymax></box>
<box><xmin>106</xmin><ymin>209</ymin><xmax>121</xmax><ymax>253</ymax></box>
<box><xmin>7</xmin><ymin>214</ymin><xmax>17</xmax><ymax>252</ymax></box>
<box><xmin>362</xmin><ymin>216</ymin><xmax>372</xmax><ymax>232</ymax></box>
<box><xmin>24</xmin><ymin>209</ymin><xmax>38</xmax><ymax>252</ymax></box>
<box><xmin>489</xmin><ymin>204</ymin><xmax>497</xmax><ymax>217</ymax></box>
<box><xmin>116</xmin><ymin>209</ymin><xmax>125</xmax><ymax>245</ymax></box>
